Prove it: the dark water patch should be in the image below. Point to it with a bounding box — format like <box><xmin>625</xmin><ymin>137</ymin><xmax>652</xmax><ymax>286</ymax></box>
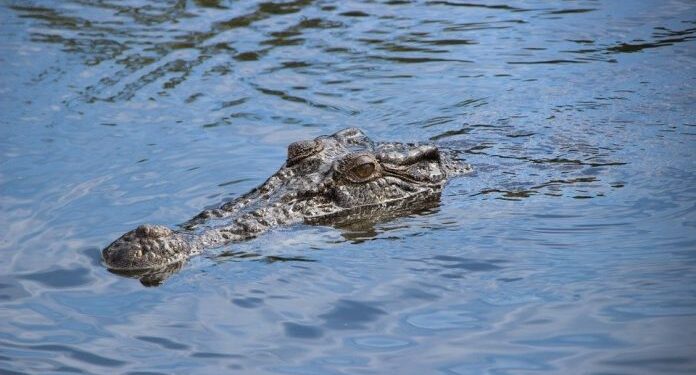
<box><xmin>601</xmin><ymin>302</ymin><xmax>696</xmax><ymax>321</ymax></box>
<box><xmin>193</xmin><ymin>0</ymin><xmax>227</xmax><ymax>9</ymax></box>
<box><xmin>252</xmin><ymin>84</ymin><xmax>355</xmax><ymax>114</ymax></box>
<box><xmin>508</xmin><ymin>59</ymin><xmax>587</xmax><ymax>64</ymax></box>
<box><xmin>215</xmin><ymin>0</ymin><xmax>312</xmax><ymax>31</ymax></box>
<box><xmin>399</xmin><ymin>287</ymin><xmax>440</xmax><ymax>301</ymax></box>
<box><xmin>420</xmin><ymin>116</ymin><xmax>455</xmax><ymax>128</ymax></box>
<box><xmin>601</xmin><ymin>356</ymin><xmax>693</xmax><ymax>370</ymax></box>
<box><xmin>516</xmin><ymin>334</ymin><xmax>625</xmax><ymax>349</ymax></box>
<box><xmin>376</xmin><ymin>42</ymin><xmax>446</xmax><ymax>54</ymax></box>
<box><xmin>261</xmin><ymin>37</ymin><xmax>305</xmax><ymax>47</ymax></box>
<box><xmin>184</xmin><ymin>92</ymin><xmax>204</xmax><ymax>104</ymax></box>
<box><xmin>544</xmin><ymin>8</ymin><xmax>596</xmax><ymax>15</ymax></box>
<box><xmin>423</xmin><ymin>38</ymin><xmax>475</xmax><ymax>46</ymax></box>
<box><xmin>263</xmin><ymin>256</ymin><xmax>316</xmax><ymax>264</ymax></box>
<box><xmin>436</xmin><ymin>259</ymin><xmax>503</xmax><ymax>272</ymax></box>
<box><xmin>213</xmin><ymin>250</ymin><xmax>261</xmax><ymax>261</ymax></box>
<box><xmin>191</xmin><ymin>352</ymin><xmax>244</xmax><ymax>359</ymax></box>
<box><xmin>443</xmin><ymin>23</ymin><xmax>514</xmax><ymax>32</ymax></box>
<box><xmin>469</xmin><ymin>150</ymin><xmax>626</xmax><ymax>168</ymax></box>
<box><xmin>506</xmin><ymin>132</ymin><xmax>534</xmax><ymax>138</ymax></box>
<box><xmin>136</xmin><ymin>336</ymin><xmax>190</xmax><ymax>351</ymax></box>
<box><xmin>473</xmin><ymin>188</ymin><xmax>535</xmax><ymax>200</ymax></box>
<box><xmin>367</xmin><ymin>55</ymin><xmax>473</xmax><ymax>64</ymax></box>
<box><xmin>339</xmin><ymin>11</ymin><xmax>369</xmax><ymax>18</ymax></box>
<box><xmin>399</xmin><ymin>256</ymin><xmax>506</xmax><ymax>276</ymax></box>
<box><xmin>532</xmin><ymin>177</ymin><xmax>598</xmax><ymax>190</ymax></box>
<box><xmin>18</xmin><ymin>267</ymin><xmax>92</xmax><ymax>288</ymax></box>
<box><xmin>0</xmin><ymin>278</ymin><xmax>30</xmax><ymax>301</ymax></box>
<box><xmin>469</xmin><ymin>165</ymin><xmax>590</xmax><ymax>200</ymax></box>
<box><xmin>610</xmin><ymin>26</ymin><xmax>696</xmax><ymax>53</ymax></box>
<box><xmin>217</xmin><ymin>98</ymin><xmax>248</xmax><ymax>110</ymax></box>
<box><xmin>430</xmin><ymin>128</ymin><xmax>472</xmax><ymax>141</ymax></box>
<box><xmin>258</xmin><ymin>1</ymin><xmax>311</xmax><ymax>15</ymax></box>
<box><xmin>0</xmin><ymin>368</ymin><xmax>28</xmax><ymax>375</ymax></box>
<box><xmin>217</xmin><ymin>178</ymin><xmax>252</xmax><ymax>187</ymax></box>
<box><xmin>283</xmin><ymin>322</ymin><xmax>324</xmax><ymax>339</ymax></box>
<box><xmin>444</xmin><ymin>352</ymin><xmax>560</xmax><ymax>373</ymax></box>
<box><xmin>0</xmin><ymin>342</ymin><xmax>126</xmax><ymax>367</ymax></box>
<box><xmin>559</xmin><ymin>25</ymin><xmax>696</xmax><ymax>59</ymax></box>
<box><xmin>53</xmin><ymin>366</ymin><xmax>85</xmax><ymax>374</ymax></box>
<box><xmin>232</xmin><ymin>297</ymin><xmax>264</xmax><ymax>308</ymax></box>
<box><xmin>319</xmin><ymin>300</ymin><xmax>387</xmax><ymax>330</ymax></box>
<box><xmin>426</xmin><ymin>1</ymin><xmax>528</xmax><ymax>12</ymax></box>
<box><xmin>454</xmin><ymin>98</ymin><xmax>488</xmax><ymax>108</ymax></box>
<box><xmin>608</xmin><ymin>39</ymin><xmax>694</xmax><ymax>53</ymax></box>
<box><xmin>297</xmin><ymin>18</ymin><xmax>343</xmax><ymax>29</ymax></box>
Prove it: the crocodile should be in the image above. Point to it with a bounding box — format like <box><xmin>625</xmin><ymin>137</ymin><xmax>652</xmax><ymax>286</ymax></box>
<box><xmin>102</xmin><ymin>128</ymin><xmax>471</xmax><ymax>280</ymax></box>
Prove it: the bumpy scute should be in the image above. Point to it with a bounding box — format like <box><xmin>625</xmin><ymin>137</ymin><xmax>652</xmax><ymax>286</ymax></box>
<box><xmin>135</xmin><ymin>224</ymin><xmax>173</xmax><ymax>238</ymax></box>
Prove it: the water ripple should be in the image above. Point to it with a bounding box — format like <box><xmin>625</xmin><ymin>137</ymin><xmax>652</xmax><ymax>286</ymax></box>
<box><xmin>1</xmin><ymin>0</ymin><xmax>695</xmax><ymax>374</ymax></box>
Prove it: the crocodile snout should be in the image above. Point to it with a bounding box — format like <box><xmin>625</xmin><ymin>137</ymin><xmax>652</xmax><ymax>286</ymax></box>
<box><xmin>102</xmin><ymin>224</ymin><xmax>190</xmax><ymax>270</ymax></box>
<box><xmin>135</xmin><ymin>224</ymin><xmax>173</xmax><ymax>239</ymax></box>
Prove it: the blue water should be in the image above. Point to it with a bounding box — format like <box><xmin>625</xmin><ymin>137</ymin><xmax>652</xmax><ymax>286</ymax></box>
<box><xmin>1</xmin><ymin>0</ymin><xmax>695</xmax><ymax>373</ymax></box>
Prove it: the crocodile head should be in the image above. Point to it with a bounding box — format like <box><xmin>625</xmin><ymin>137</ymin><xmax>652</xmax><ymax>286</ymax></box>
<box><xmin>280</xmin><ymin>127</ymin><xmax>471</xmax><ymax>225</ymax></box>
<box><xmin>102</xmin><ymin>128</ymin><xmax>471</xmax><ymax>278</ymax></box>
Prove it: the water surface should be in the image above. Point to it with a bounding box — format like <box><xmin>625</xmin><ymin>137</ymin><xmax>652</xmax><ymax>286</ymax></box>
<box><xmin>1</xmin><ymin>0</ymin><xmax>695</xmax><ymax>373</ymax></box>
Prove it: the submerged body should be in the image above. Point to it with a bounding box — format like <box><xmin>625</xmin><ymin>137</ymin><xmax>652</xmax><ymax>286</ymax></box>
<box><xmin>103</xmin><ymin>128</ymin><xmax>471</xmax><ymax>275</ymax></box>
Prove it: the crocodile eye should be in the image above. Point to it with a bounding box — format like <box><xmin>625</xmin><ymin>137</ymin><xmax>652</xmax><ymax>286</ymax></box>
<box><xmin>337</xmin><ymin>153</ymin><xmax>380</xmax><ymax>183</ymax></box>
<box><xmin>287</xmin><ymin>139</ymin><xmax>324</xmax><ymax>166</ymax></box>
<box><xmin>351</xmin><ymin>162</ymin><xmax>375</xmax><ymax>179</ymax></box>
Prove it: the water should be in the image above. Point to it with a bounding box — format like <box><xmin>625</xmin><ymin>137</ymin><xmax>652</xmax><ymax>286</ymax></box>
<box><xmin>1</xmin><ymin>0</ymin><xmax>695</xmax><ymax>373</ymax></box>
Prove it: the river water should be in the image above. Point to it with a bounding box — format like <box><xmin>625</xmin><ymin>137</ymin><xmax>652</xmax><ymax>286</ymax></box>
<box><xmin>1</xmin><ymin>1</ymin><xmax>695</xmax><ymax>374</ymax></box>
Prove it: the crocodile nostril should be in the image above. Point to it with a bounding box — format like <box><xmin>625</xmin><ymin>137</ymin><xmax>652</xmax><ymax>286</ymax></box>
<box><xmin>287</xmin><ymin>139</ymin><xmax>324</xmax><ymax>165</ymax></box>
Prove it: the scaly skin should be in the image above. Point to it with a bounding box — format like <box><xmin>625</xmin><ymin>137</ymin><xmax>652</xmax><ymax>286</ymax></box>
<box><xmin>102</xmin><ymin>128</ymin><xmax>471</xmax><ymax>278</ymax></box>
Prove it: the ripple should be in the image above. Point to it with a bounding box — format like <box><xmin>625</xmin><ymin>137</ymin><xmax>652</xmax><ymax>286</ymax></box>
<box><xmin>136</xmin><ymin>336</ymin><xmax>190</xmax><ymax>351</ymax></box>
<box><xmin>351</xmin><ymin>335</ymin><xmax>412</xmax><ymax>350</ymax></box>
<box><xmin>190</xmin><ymin>352</ymin><xmax>243</xmax><ymax>359</ymax></box>
<box><xmin>2</xmin><ymin>0</ymin><xmax>696</xmax><ymax>374</ymax></box>
<box><xmin>0</xmin><ymin>277</ymin><xmax>30</xmax><ymax>301</ymax></box>
<box><xmin>406</xmin><ymin>309</ymin><xmax>480</xmax><ymax>330</ymax></box>
<box><xmin>231</xmin><ymin>296</ymin><xmax>264</xmax><ymax>309</ymax></box>
<box><xmin>426</xmin><ymin>1</ymin><xmax>527</xmax><ymax>12</ymax></box>
<box><xmin>0</xmin><ymin>341</ymin><xmax>127</xmax><ymax>367</ymax></box>
<box><xmin>601</xmin><ymin>355</ymin><xmax>695</xmax><ymax>372</ymax></box>
<box><xmin>544</xmin><ymin>8</ymin><xmax>596</xmax><ymax>15</ymax></box>
<box><xmin>515</xmin><ymin>333</ymin><xmax>626</xmax><ymax>349</ymax></box>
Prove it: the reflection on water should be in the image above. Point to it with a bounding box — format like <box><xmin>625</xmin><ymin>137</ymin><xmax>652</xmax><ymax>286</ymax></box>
<box><xmin>1</xmin><ymin>0</ymin><xmax>696</xmax><ymax>373</ymax></box>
